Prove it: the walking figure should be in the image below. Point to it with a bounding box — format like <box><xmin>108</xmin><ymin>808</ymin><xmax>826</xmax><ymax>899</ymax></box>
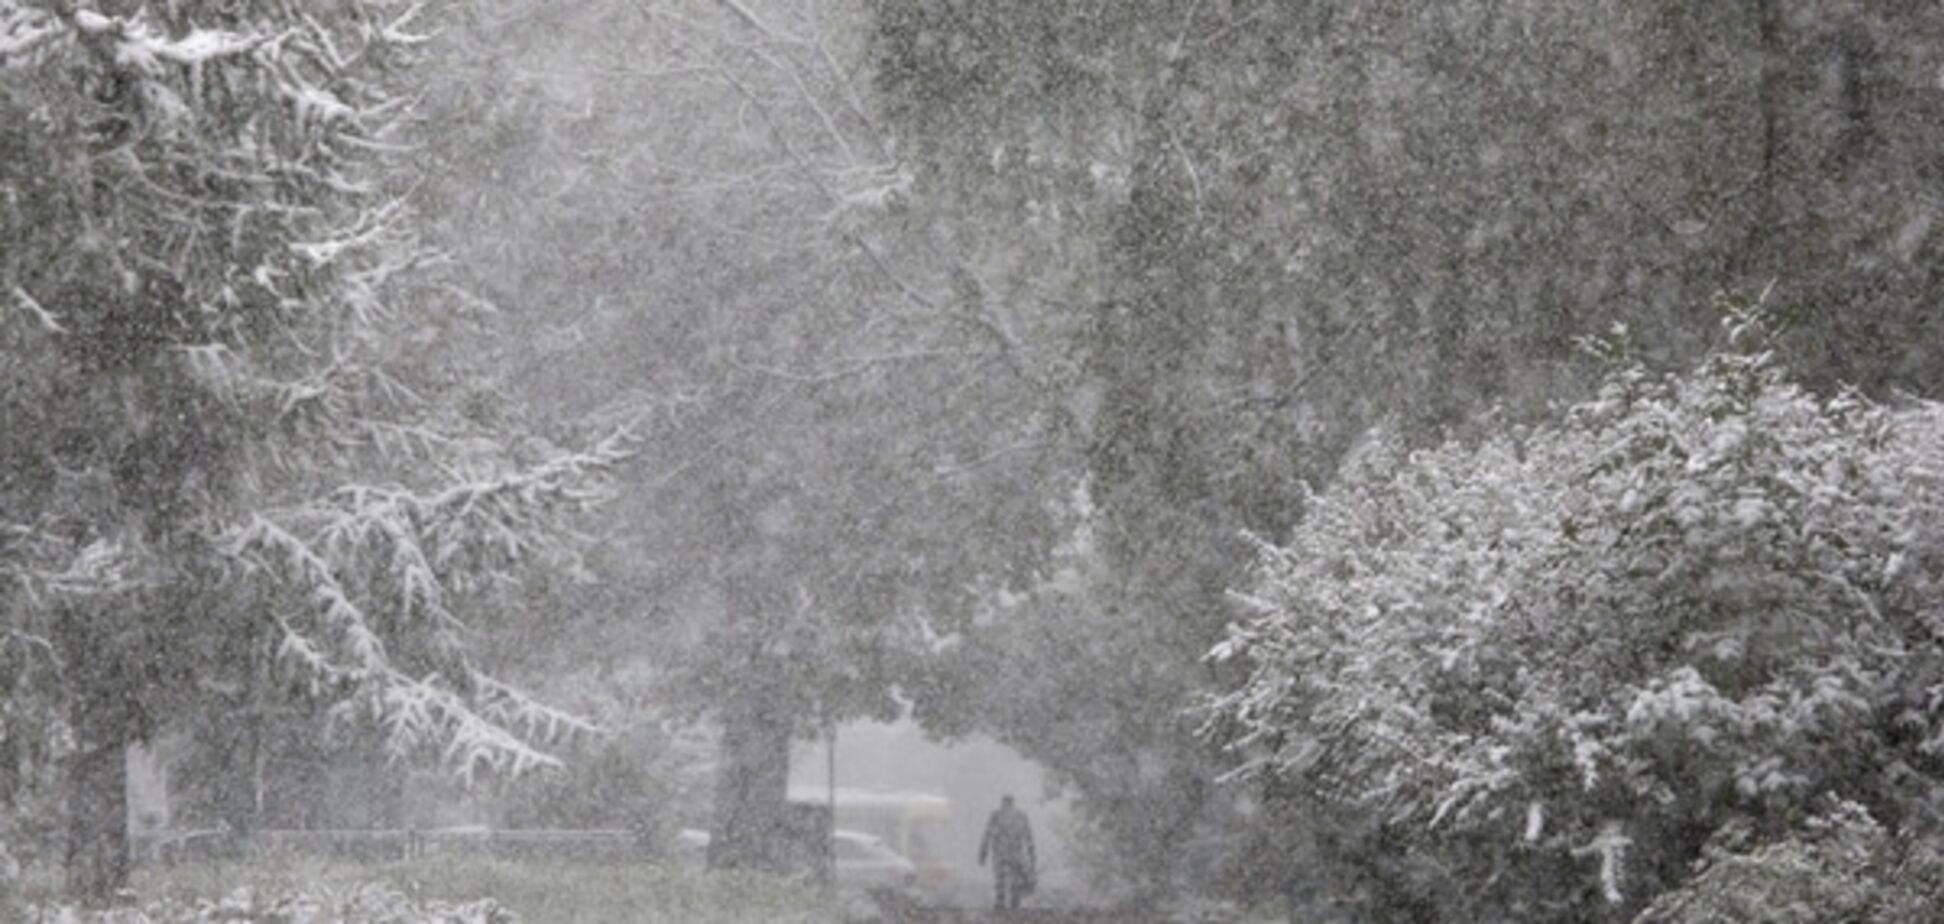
<box><xmin>978</xmin><ymin>794</ymin><xmax>1035</xmax><ymax>911</ymax></box>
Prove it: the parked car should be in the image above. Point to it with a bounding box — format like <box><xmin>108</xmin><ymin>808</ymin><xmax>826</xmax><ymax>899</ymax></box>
<box><xmin>832</xmin><ymin>829</ymin><xmax>917</xmax><ymax>893</ymax></box>
<box><xmin>668</xmin><ymin>827</ymin><xmax>919</xmax><ymax>894</ymax></box>
<box><xmin>672</xmin><ymin>827</ymin><xmax>710</xmax><ymax>868</ymax></box>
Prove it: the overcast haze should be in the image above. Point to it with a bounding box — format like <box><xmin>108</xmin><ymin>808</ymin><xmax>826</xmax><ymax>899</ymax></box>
<box><xmin>6</xmin><ymin>1</ymin><xmax>1944</xmax><ymax>922</ymax></box>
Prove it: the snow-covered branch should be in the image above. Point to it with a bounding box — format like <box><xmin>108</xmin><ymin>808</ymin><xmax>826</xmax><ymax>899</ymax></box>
<box><xmin>0</xmin><ymin>3</ymin><xmax>62</xmax><ymax>66</ymax></box>
<box><xmin>8</xmin><ymin>285</ymin><xmax>65</xmax><ymax>334</ymax></box>
<box><xmin>216</xmin><ymin>435</ymin><xmax>628</xmax><ymax>775</ymax></box>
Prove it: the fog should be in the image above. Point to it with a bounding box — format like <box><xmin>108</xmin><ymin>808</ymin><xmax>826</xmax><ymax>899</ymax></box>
<box><xmin>791</xmin><ymin>721</ymin><xmax>1079</xmax><ymax>893</ymax></box>
<box><xmin>6</xmin><ymin>1</ymin><xmax>1944</xmax><ymax>922</ymax></box>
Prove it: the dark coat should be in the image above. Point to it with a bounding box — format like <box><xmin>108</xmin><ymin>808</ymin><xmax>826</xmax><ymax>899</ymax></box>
<box><xmin>978</xmin><ymin>804</ymin><xmax>1035</xmax><ymax>871</ymax></box>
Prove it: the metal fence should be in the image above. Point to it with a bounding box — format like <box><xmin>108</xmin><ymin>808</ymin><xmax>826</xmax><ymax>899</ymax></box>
<box><xmin>143</xmin><ymin>828</ymin><xmax>654</xmax><ymax>865</ymax></box>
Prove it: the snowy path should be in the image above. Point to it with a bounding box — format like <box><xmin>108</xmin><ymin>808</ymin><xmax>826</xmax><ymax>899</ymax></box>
<box><xmin>870</xmin><ymin>903</ymin><xmax>1154</xmax><ymax>924</ymax></box>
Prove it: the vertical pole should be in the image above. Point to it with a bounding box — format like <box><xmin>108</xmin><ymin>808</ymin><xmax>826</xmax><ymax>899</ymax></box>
<box><xmin>825</xmin><ymin>722</ymin><xmax>838</xmax><ymax>891</ymax></box>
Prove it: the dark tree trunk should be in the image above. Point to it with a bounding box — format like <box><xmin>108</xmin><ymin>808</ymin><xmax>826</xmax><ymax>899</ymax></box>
<box><xmin>54</xmin><ymin>596</ymin><xmax>150</xmax><ymax>904</ymax></box>
<box><xmin>63</xmin><ymin>697</ymin><xmax>130</xmax><ymax>902</ymax></box>
<box><xmin>708</xmin><ymin>663</ymin><xmax>794</xmax><ymax>873</ymax></box>
<box><xmin>1752</xmin><ymin>0</ymin><xmax>1781</xmax><ymax>239</ymax></box>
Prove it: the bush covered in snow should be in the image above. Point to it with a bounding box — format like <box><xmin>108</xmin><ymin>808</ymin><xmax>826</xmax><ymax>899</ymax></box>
<box><xmin>22</xmin><ymin>859</ymin><xmax>848</xmax><ymax>924</ymax></box>
<box><xmin>20</xmin><ymin>882</ymin><xmax>516</xmax><ymax>924</ymax></box>
<box><xmin>1208</xmin><ymin>309</ymin><xmax>1944</xmax><ymax>920</ymax></box>
<box><xmin>1635</xmin><ymin>799</ymin><xmax>1944</xmax><ymax>924</ymax></box>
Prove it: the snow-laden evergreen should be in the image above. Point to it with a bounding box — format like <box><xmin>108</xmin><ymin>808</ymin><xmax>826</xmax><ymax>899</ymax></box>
<box><xmin>1208</xmin><ymin>307</ymin><xmax>1944</xmax><ymax>919</ymax></box>
<box><xmin>1</xmin><ymin>0</ymin><xmax>622</xmax><ymax>893</ymax></box>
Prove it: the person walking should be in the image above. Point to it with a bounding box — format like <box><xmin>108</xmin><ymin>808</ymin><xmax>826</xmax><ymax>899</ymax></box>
<box><xmin>977</xmin><ymin>794</ymin><xmax>1036</xmax><ymax>911</ymax></box>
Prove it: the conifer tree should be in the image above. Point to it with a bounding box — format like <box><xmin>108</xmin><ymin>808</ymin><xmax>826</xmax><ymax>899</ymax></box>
<box><xmin>1</xmin><ymin>0</ymin><xmax>619</xmax><ymax>897</ymax></box>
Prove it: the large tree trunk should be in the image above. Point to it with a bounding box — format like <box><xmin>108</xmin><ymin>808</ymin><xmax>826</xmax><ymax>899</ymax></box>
<box><xmin>707</xmin><ymin>661</ymin><xmax>794</xmax><ymax>873</ymax></box>
<box><xmin>56</xmin><ymin>597</ymin><xmax>147</xmax><ymax>904</ymax></box>
<box><xmin>63</xmin><ymin>695</ymin><xmax>131</xmax><ymax>902</ymax></box>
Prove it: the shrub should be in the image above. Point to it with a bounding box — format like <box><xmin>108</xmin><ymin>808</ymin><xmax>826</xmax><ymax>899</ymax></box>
<box><xmin>23</xmin><ymin>881</ymin><xmax>516</xmax><ymax>924</ymax></box>
<box><xmin>30</xmin><ymin>859</ymin><xmax>840</xmax><ymax>924</ymax></box>
<box><xmin>1637</xmin><ymin>799</ymin><xmax>1944</xmax><ymax>923</ymax></box>
<box><xmin>1208</xmin><ymin>312</ymin><xmax>1944</xmax><ymax>920</ymax></box>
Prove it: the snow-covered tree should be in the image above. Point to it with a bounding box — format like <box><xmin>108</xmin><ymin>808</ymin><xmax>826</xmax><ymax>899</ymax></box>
<box><xmin>870</xmin><ymin>0</ymin><xmax>1944</xmax><ymax>896</ymax></box>
<box><xmin>1208</xmin><ymin>307</ymin><xmax>1944</xmax><ymax>920</ymax></box>
<box><xmin>1</xmin><ymin>0</ymin><xmax>619</xmax><ymax>898</ymax></box>
<box><xmin>402</xmin><ymin>0</ymin><xmax>1083</xmax><ymax>874</ymax></box>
